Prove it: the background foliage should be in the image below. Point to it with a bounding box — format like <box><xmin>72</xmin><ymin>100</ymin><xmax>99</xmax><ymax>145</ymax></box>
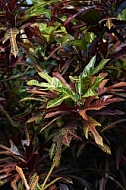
<box><xmin>0</xmin><ymin>0</ymin><xmax>126</xmax><ymax>189</ymax></box>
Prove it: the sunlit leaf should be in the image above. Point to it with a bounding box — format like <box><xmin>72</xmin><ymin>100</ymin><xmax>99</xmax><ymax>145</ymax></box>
<box><xmin>47</xmin><ymin>94</ymin><xmax>71</xmax><ymax>108</ymax></box>
<box><xmin>16</xmin><ymin>166</ymin><xmax>30</xmax><ymax>190</ymax></box>
<box><xmin>38</xmin><ymin>72</ymin><xmax>52</xmax><ymax>84</ymax></box>
<box><xmin>82</xmin><ymin>88</ymin><xmax>97</xmax><ymax>98</ymax></box>
<box><xmin>82</xmin><ymin>56</ymin><xmax>96</xmax><ymax>78</ymax></box>
<box><xmin>27</xmin><ymin>80</ymin><xmax>39</xmax><ymax>86</ymax></box>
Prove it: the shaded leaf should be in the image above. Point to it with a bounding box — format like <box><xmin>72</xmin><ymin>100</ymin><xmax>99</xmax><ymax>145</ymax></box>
<box><xmin>93</xmin><ymin>59</ymin><xmax>110</xmax><ymax>75</ymax></box>
<box><xmin>26</xmin><ymin>116</ymin><xmax>42</xmax><ymax>124</ymax></box>
<box><xmin>78</xmin><ymin>9</ymin><xmax>101</xmax><ymax>25</ymax></box>
<box><xmin>20</xmin><ymin>97</ymin><xmax>44</xmax><ymax>102</ymax></box>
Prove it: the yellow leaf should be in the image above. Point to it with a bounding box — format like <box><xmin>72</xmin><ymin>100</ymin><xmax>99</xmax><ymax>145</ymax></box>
<box><xmin>83</xmin><ymin>116</ymin><xmax>103</xmax><ymax>146</ymax></box>
<box><xmin>98</xmin><ymin>143</ymin><xmax>111</xmax><ymax>155</ymax></box>
<box><xmin>16</xmin><ymin>166</ymin><xmax>30</xmax><ymax>190</ymax></box>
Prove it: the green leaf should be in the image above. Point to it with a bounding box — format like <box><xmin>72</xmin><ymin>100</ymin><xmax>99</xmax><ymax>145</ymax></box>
<box><xmin>93</xmin><ymin>59</ymin><xmax>110</xmax><ymax>75</ymax></box>
<box><xmin>91</xmin><ymin>76</ymin><xmax>104</xmax><ymax>89</ymax></box>
<box><xmin>71</xmin><ymin>37</ymin><xmax>87</xmax><ymax>51</ymax></box>
<box><xmin>77</xmin><ymin>9</ymin><xmax>101</xmax><ymax>25</ymax></box>
<box><xmin>82</xmin><ymin>56</ymin><xmax>96</xmax><ymax>78</ymax></box>
<box><xmin>75</xmin><ymin>75</ymin><xmax>91</xmax><ymax>96</ymax></box>
<box><xmin>49</xmin><ymin>142</ymin><xmax>56</xmax><ymax>160</ymax></box>
<box><xmin>20</xmin><ymin>97</ymin><xmax>44</xmax><ymax>102</ymax></box>
<box><xmin>24</xmin><ymin>0</ymin><xmax>57</xmax><ymax>21</ymax></box>
<box><xmin>47</xmin><ymin>94</ymin><xmax>71</xmax><ymax>108</ymax></box>
<box><xmin>82</xmin><ymin>76</ymin><xmax>103</xmax><ymax>98</ymax></box>
<box><xmin>38</xmin><ymin>72</ymin><xmax>52</xmax><ymax>83</ymax></box>
<box><xmin>82</xmin><ymin>88</ymin><xmax>97</xmax><ymax>98</ymax></box>
<box><xmin>27</xmin><ymin>80</ymin><xmax>51</xmax><ymax>89</ymax></box>
<box><xmin>27</xmin><ymin>80</ymin><xmax>39</xmax><ymax>86</ymax></box>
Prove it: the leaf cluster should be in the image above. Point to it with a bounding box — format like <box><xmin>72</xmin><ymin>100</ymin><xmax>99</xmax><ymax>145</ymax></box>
<box><xmin>0</xmin><ymin>0</ymin><xmax>126</xmax><ymax>190</ymax></box>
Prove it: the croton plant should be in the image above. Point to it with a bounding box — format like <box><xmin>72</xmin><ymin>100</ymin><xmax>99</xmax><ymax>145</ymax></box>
<box><xmin>0</xmin><ymin>0</ymin><xmax>126</xmax><ymax>190</ymax></box>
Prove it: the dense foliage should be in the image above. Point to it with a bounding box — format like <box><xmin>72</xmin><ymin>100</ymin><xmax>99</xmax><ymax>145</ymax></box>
<box><xmin>0</xmin><ymin>0</ymin><xmax>126</xmax><ymax>189</ymax></box>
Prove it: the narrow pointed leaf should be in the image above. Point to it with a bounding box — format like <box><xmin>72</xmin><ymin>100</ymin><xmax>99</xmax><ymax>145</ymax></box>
<box><xmin>98</xmin><ymin>143</ymin><xmax>111</xmax><ymax>155</ymax></box>
<box><xmin>47</xmin><ymin>94</ymin><xmax>71</xmax><ymax>108</ymax></box>
<box><xmin>93</xmin><ymin>59</ymin><xmax>110</xmax><ymax>75</ymax></box>
<box><xmin>38</xmin><ymin>72</ymin><xmax>52</xmax><ymax>83</ymax></box>
<box><xmin>27</xmin><ymin>80</ymin><xmax>39</xmax><ymax>86</ymax></box>
<box><xmin>82</xmin><ymin>88</ymin><xmax>97</xmax><ymax>98</ymax></box>
<box><xmin>86</xmin><ymin>117</ymin><xmax>103</xmax><ymax>146</ymax></box>
<box><xmin>83</xmin><ymin>123</ymin><xmax>89</xmax><ymax>139</ymax></box>
<box><xmin>82</xmin><ymin>56</ymin><xmax>96</xmax><ymax>77</ymax></box>
<box><xmin>20</xmin><ymin>97</ymin><xmax>44</xmax><ymax>102</ymax></box>
<box><xmin>81</xmin><ymin>114</ymin><xmax>103</xmax><ymax>146</ymax></box>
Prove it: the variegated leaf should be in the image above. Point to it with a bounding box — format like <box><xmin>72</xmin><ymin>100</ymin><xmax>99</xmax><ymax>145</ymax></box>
<box><xmin>98</xmin><ymin>143</ymin><xmax>111</xmax><ymax>155</ymax></box>
<box><xmin>81</xmin><ymin>115</ymin><xmax>103</xmax><ymax>146</ymax></box>
<box><xmin>2</xmin><ymin>28</ymin><xmax>19</xmax><ymax>57</ymax></box>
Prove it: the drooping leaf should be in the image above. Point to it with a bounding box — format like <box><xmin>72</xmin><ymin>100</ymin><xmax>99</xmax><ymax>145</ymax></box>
<box><xmin>79</xmin><ymin>96</ymin><xmax>124</xmax><ymax>120</ymax></box>
<box><xmin>2</xmin><ymin>28</ymin><xmax>19</xmax><ymax>57</ymax></box>
<box><xmin>16</xmin><ymin>166</ymin><xmax>30</xmax><ymax>190</ymax></box>
<box><xmin>98</xmin><ymin>143</ymin><xmax>111</xmax><ymax>155</ymax></box>
<box><xmin>82</xmin><ymin>116</ymin><xmax>103</xmax><ymax>146</ymax></box>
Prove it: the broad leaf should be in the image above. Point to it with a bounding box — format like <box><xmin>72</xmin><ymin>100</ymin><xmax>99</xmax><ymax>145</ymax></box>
<box><xmin>47</xmin><ymin>94</ymin><xmax>71</xmax><ymax>108</ymax></box>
